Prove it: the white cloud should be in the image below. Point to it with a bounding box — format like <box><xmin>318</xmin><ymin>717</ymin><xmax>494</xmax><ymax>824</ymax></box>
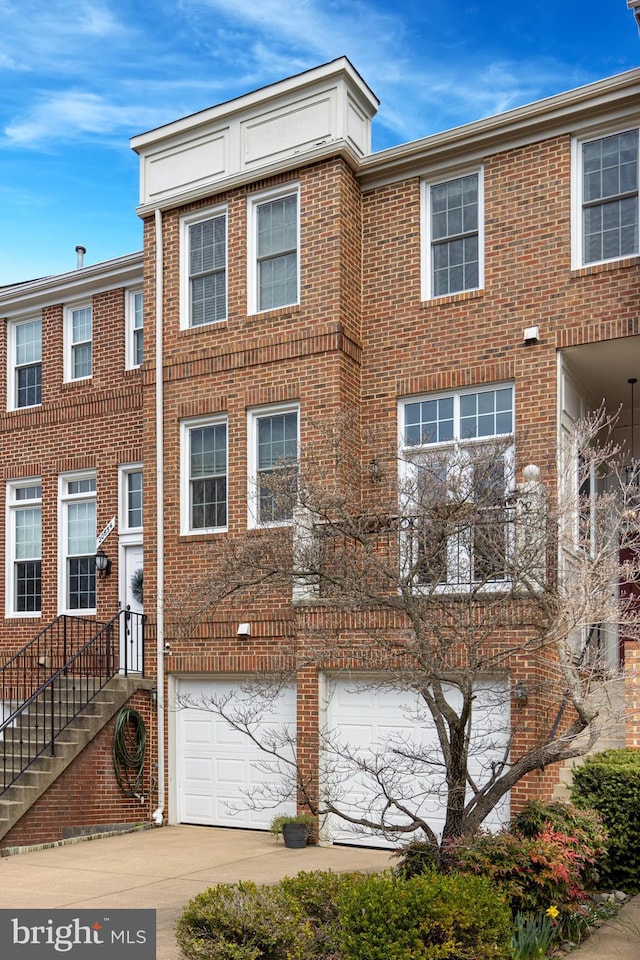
<box><xmin>3</xmin><ymin>91</ymin><xmax>163</xmax><ymax>147</ymax></box>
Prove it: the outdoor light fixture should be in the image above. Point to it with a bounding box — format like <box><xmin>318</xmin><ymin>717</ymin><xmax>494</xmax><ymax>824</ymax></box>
<box><xmin>513</xmin><ymin>679</ymin><xmax>528</xmax><ymax>707</ymax></box>
<box><xmin>95</xmin><ymin>548</ymin><xmax>111</xmax><ymax>579</ymax></box>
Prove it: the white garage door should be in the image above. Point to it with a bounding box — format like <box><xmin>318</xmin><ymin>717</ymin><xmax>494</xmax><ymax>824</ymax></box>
<box><xmin>322</xmin><ymin>675</ymin><xmax>510</xmax><ymax>847</ymax></box>
<box><xmin>175</xmin><ymin>677</ymin><xmax>297</xmax><ymax>830</ymax></box>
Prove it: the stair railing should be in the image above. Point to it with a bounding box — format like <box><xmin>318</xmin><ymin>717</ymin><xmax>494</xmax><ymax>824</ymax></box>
<box><xmin>0</xmin><ymin>609</ymin><xmax>145</xmax><ymax>793</ymax></box>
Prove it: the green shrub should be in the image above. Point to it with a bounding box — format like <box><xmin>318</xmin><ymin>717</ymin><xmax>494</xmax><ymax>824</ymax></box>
<box><xmin>392</xmin><ymin>838</ymin><xmax>440</xmax><ymax>878</ymax></box>
<box><xmin>571</xmin><ymin>748</ymin><xmax>640</xmax><ymax>893</ymax></box>
<box><xmin>175</xmin><ymin>880</ymin><xmax>314</xmax><ymax>960</ymax></box>
<box><xmin>338</xmin><ymin>869</ymin><xmax>511</xmax><ymax>960</ymax></box>
<box><xmin>452</xmin><ymin>825</ymin><xmax>599</xmax><ymax>917</ymax></box>
<box><xmin>279</xmin><ymin>871</ymin><xmax>364</xmax><ymax>958</ymax></box>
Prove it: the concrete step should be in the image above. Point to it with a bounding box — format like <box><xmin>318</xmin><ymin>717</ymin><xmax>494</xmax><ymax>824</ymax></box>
<box><xmin>0</xmin><ymin>675</ymin><xmax>153</xmax><ymax>841</ymax></box>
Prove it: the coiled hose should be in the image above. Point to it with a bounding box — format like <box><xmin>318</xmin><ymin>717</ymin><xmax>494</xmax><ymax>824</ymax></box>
<box><xmin>113</xmin><ymin>707</ymin><xmax>147</xmax><ymax>799</ymax></box>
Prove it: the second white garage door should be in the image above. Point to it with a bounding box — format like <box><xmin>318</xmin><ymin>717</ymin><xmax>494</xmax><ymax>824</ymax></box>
<box><xmin>174</xmin><ymin>677</ymin><xmax>297</xmax><ymax>830</ymax></box>
<box><xmin>321</xmin><ymin>674</ymin><xmax>510</xmax><ymax>847</ymax></box>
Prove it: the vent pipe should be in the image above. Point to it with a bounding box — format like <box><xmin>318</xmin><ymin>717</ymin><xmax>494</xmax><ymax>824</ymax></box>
<box><xmin>75</xmin><ymin>245</ymin><xmax>87</xmax><ymax>269</ymax></box>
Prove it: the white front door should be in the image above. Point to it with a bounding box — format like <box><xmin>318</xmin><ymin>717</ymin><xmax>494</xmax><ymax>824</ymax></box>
<box><xmin>121</xmin><ymin>543</ymin><xmax>143</xmax><ymax>673</ymax></box>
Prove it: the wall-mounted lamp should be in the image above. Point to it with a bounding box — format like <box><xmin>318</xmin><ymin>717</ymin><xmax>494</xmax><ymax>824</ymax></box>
<box><xmin>95</xmin><ymin>548</ymin><xmax>112</xmax><ymax>579</ymax></box>
<box><xmin>369</xmin><ymin>458</ymin><xmax>383</xmax><ymax>483</ymax></box>
<box><xmin>513</xmin><ymin>679</ymin><xmax>528</xmax><ymax>707</ymax></box>
<box><xmin>237</xmin><ymin>622</ymin><xmax>251</xmax><ymax>638</ymax></box>
<box><xmin>523</xmin><ymin>326</ymin><xmax>540</xmax><ymax>345</ymax></box>
<box><xmin>149</xmin><ymin>686</ymin><xmax>158</xmax><ymax>705</ymax></box>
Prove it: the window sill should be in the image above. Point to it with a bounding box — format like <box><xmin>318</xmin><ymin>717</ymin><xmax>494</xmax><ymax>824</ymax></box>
<box><xmin>179</xmin><ymin>320</ymin><xmax>229</xmax><ymax>336</ymax></box>
<box><xmin>245</xmin><ymin>304</ymin><xmax>301</xmax><ymax>324</ymax></box>
<box><xmin>571</xmin><ymin>255</ymin><xmax>640</xmax><ymax>279</ymax></box>
<box><xmin>420</xmin><ymin>289</ymin><xmax>484</xmax><ymax>309</ymax></box>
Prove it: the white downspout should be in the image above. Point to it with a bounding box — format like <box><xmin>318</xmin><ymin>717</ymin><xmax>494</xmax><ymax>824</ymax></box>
<box><xmin>152</xmin><ymin>207</ymin><xmax>166</xmax><ymax>826</ymax></box>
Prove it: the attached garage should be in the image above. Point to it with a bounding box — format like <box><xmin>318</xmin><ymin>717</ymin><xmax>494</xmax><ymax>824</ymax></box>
<box><xmin>173</xmin><ymin>677</ymin><xmax>297</xmax><ymax>830</ymax></box>
<box><xmin>320</xmin><ymin>673</ymin><xmax>511</xmax><ymax>847</ymax></box>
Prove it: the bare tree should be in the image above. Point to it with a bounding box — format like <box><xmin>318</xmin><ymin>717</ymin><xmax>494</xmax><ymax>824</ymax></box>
<box><xmin>172</xmin><ymin>409</ymin><xmax>640</xmax><ymax>852</ymax></box>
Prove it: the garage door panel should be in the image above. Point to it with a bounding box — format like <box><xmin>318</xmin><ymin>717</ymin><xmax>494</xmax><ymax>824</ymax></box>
<box><xmin>176</xmin><ymin>678</ymin><xmax>296</xmax><ymax>830</ymax></box>
<box><xmin>323</xmin><ymin>676</ymin><xmax>510</xmax><ymax>848</ymax></box>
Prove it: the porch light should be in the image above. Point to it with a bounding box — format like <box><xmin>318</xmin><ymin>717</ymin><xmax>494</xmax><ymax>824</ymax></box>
<box><xmin>95</xmin><ymin>548</ymin><xmax>111</xmax><ymax>578</ymax></box>
<box><xmin>513</xmin><ymin>680</ymin><xmax>528</xmax><ymax>706</ymax></box>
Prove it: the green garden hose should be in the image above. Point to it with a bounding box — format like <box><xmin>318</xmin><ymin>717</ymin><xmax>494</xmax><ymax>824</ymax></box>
<box><xmin>113</xmin><ymin>707</ymin><xmax>147</xmax><ymax>799</ymax></box>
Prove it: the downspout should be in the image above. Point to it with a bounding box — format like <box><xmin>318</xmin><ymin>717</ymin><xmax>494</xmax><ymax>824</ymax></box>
<box><xmin>152</xmin><ymin>207</ymin><xmax>166</xmax><ymax>826</ymax></box>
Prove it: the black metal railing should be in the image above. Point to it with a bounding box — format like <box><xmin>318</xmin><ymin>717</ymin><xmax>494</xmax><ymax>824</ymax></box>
<box><xmin>0</xmin><ymin>609</ymin><xmax>145</xmax><ymax>793</ymax></box>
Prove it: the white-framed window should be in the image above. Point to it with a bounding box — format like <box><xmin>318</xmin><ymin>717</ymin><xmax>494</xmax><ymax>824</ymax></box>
<box><xmin>248</xmin><ymin>186</ymin><xmax>299</xmax><ymax>313</ymax></box>
<box><xmin>181</xmin><ymin>416</ymin><xmax>228</xmax><ymax>534</ymax></box>
<box><xmin>399</xmin><ymin>384</ymin><xmax>514</xmax><ymax>589</ymax></box>
<box><xmin>181</xmin><ymin>207</ymin><xmax>227</xmax><ymax>328</ymax></box>
<box><xmin>119</xmin><ymin>464</ymin><xmax>143</xmax><ymax>533</ymax></box>
<box><xmin>58</xmin><ymin>472</ymin><xmax>96</xmax><ymax>613</ymax></box>
<box><xmin>573</xmin><ymin>128</ymin><xmax>639</xmax><ymax>267</ymax></box>
<box><xmin>6</xmin><ymin>479</ymin><xmax>42</xmax><ymax>616</ymax></box>
<box><xmin>8</xmin><ymin>317</ymin><xmax>42</xmax><ymax>410</ymax></box>
<box><xmin>422</xmin><ymin>170</ymin><xmax>483</xmax><ymax>300</ymax></box>
<box><xmin>126</xmin><ymin>289</ymin><xmax>143</xmax><ymax>368</ymax></box>
<box><xmin>64</xmin><ymin>303</ymin><xmax>92</xmax><ymax>381</ymax></box>
<box><xmin>248</xmin><ymin>403</ymin><xmax>299</xmax><ymax>526</ymax></box>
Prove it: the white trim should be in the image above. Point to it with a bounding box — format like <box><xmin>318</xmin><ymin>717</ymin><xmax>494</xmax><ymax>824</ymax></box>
<box><xmin>125</xmin><ymin>288</ymin><xmax>144</xmax><ymax>369</ymax></box>
<box><xmin>180</xmin><ymin>414</ymin><xmax>228</xmax><ymax>535</ymax></box>
<box><xmin>180</xmin><ymin>205</ymin><xmax>227</xmax><ymax>330</ymax></box>
<box><xmin>119</xmin><ymin>463</ymin><xmax>143</xmax><ymax>536</ymax></box>
<box><xmin>57</xmin><ymin>470</ymin><xmax>97</xmax><ymax>615</ymax></box>
<box><xmin>7</xmin><ymin>316</ymin><xmax>42</xmax><ymax>412</ymax></box>
<box><xmin>247</xmin><ymin>184</ymin><xmax>300</xmax><ymax>315</ymax></box>
<box><xmin>571</xmin><ymin>125</ymin><xmax>640</xmax><ymax>270</ymax></box>
<box><xmin>247</xmin><ymin>402</ymin><xmax>300</xmax><ymax>528</ymax></box>
<box><xmin>5</xmin><ymin>478</ymin><xmax>42</xmax><ymax>619</ymax></box>
<box><xmin>421</xmin><ymin>167</ymin><xmax>484</xmax><ymax>302</ymax></box>
<box><xmin>63</xmin><ymin>301</ymin><xmax>93</xmax><ymax>382</ymax></box>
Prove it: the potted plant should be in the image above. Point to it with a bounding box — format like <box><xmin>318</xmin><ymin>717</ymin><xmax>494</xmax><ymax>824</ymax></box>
<box><xmin>270</xmin><ymin>812</ymin><xmax>314</xmax><ymax>848</ymax></box>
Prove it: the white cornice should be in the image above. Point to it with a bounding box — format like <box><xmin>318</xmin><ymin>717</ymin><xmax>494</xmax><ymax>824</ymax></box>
<box><xmin>134</xmin><ymin>141</ymin><xmax>363</xmax><ymax>219</ymax></box>
<box><xmin>0</xmin><ymin>251</ymin><xmax>143</xmax><ymax>318</ymax></box>
<box><xmin>358</xmin><ymin>68</ymin><xmax>640</xmax><ymax>190</ymax></box>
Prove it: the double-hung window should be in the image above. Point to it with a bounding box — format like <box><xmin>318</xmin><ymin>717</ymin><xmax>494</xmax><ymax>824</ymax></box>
<box><xmin>182</xmin><ymin>209</ymin><xmax>227</xmax><ymax>328</ymax></box>
<box><xmin>126</xmin><ymin>290</ymin><xmax>143</xmax><ymax>368</ymax></box>
<box><xmin>65</xmin><ymin>304</ymin><xmax>92</xmax><ymax>380</ymax></box>
<box><xmin>9</xmin><ymin>317</ymin><xmax>42</xmax><ymax>409</ymax></box>
<box><xmin>250</xmin><ymin>188</ymin><xmax>299</xmax><ymax>312</ymax></box>
<box><xmin>248</xmin><ymin>404</ymin><xmax>299</xmax><ymax>526</ymax></box>
<box><xmin>400</xmin><ymin>385</ymin><xmax>514</xmax><ymax>589</ymax></box>
<box><xmin>575</xmin><ymin>128</ymin><xmax>639</xmax><ymax>266</ymax></box>
<box><xmin>181</xmin><ymin>417</ymin><xmax>227</xmax><ymax>533</ymax></box>
<box><xmin>423</xmin><ymin>171</ymin><xmax>482</xmax><ymax>299</ymax></box>
<box><xmin>59</xmin><ymin>473</ymin><xmax>96</xmax><ymax>612</ymax></box>
<box><xmin>7</xmin><ymin>480</ymin><xmax>42</xmax><ymax>615</ymax></box>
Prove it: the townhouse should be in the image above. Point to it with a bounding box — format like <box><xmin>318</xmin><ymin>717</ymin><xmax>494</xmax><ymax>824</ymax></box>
<box><xmin>0</xmin><ymin>57</ymin><xmax>639</xmax><ymax>848</ymax></box>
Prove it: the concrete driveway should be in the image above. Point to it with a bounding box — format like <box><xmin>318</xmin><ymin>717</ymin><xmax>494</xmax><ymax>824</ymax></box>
<box><xmin>0</xmin><ymin>826</ymin><xmax>394</xmax><ymax>959</ymax></box>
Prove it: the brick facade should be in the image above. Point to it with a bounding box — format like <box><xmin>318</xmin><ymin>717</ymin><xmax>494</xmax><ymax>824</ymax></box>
<box><xmin>1</xmin><ymin>58</ymin><xmax>640</xmax><ymax>846</ymax></box>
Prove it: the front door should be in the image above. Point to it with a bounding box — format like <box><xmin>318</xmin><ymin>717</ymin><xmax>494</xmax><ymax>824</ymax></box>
<box><xmin>121</xmin><ymin>543</ymin><xmax>143</xmax><ymax>673</ymax></box>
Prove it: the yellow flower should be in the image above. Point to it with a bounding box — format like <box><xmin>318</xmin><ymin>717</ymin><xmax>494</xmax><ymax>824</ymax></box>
<box><xmin>546</xmin><ymin>905</ymin><xmax>560</xmax><ymax>920</ymax></box>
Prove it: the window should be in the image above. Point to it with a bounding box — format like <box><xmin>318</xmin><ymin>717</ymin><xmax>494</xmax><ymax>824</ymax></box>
<box><xmin>248</xmin><ymin>404</ymin><xmax>299</xmax><ymax>526</ymax></box>
<box><xmin>6</xmin><ymin>480</ymin><xmax>42</xmax><ymax>615</ymax></box>
<box><xmin>423</xmin><ymin>171</ymin><xmax>482</xmax><ymax>299</ymax></box>
<box><xmin>65</xmin><ymin>304</ymin><xmax>92</xmax><ymax>380</ymax></box>
<box><xmin>182</xmin><ymin>209</ymin><xmax>227</xmax><ymax>328</ymax></box>
<box><xmin>8</xmin><ymin>317</ymin><xmax>42</xmax><ymax>409</ymax></box>
<box><xmin>575</xmin><ymin>128</ymin><xmax>639</xmax><ymax>266</ymax></box>
<box><xmin>181</xmin><ymin>417</ymin><xmax>227</xmax><ymax>533</ymax></box>
<box><xmin>126</xmin><ymin>290</ymin><xmax>143</xmax><ymax>368</ymax></box>
<box><xmin>400</xmin><ymin>385</ymin><xmax>514</xmax><ymax>588</ymax></box>
<box><xmin>59</xmin><ymin>473</ymin><xmax>96</xmax><ymax>612</ymax></box>
<box><xmin>249</xmin><ymin>188</ymin><xmax>299</xmax><ymax>312</ymax></box>
<box><xmin>120</xmin><ymin>465</ymin><xmax>143</xmax><ymax>532</ymax></box>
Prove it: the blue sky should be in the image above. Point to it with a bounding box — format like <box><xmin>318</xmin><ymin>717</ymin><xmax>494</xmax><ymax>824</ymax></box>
<box><xmin>1</xmin><ymin>0</ymin><xmax>639</xmax><ymax>286</ymax></box>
